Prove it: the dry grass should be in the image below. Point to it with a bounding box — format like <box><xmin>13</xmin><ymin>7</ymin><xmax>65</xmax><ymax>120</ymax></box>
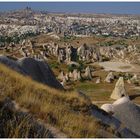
<box><xmin>0</xmin><ymin>99</ymin><xmax>52</xmax><ymax>138</ymax></box>
<box><xmin>0</xmin><ymin>63</ymin><xmax>114</xmax><ymax>138</ymax></box>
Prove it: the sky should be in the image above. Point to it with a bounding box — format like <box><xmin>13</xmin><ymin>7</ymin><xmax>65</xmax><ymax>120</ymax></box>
<box><xmin>0</xmin><ymin>2</ymin><xmax>140</xmax><ymax>15</ymax></box>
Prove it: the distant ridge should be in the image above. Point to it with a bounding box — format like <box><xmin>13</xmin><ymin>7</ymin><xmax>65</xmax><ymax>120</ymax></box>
<box><xmin>0</xmin><ymin>7</ymin><xmax>140</xmax><ymax>19</ymax></box>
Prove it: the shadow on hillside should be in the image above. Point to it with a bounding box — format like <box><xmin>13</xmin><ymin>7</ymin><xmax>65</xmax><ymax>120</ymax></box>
<box><xmin>129</xmin><ymin>94</ymin><xmax>140</xmax><ymax>100</ymax></box>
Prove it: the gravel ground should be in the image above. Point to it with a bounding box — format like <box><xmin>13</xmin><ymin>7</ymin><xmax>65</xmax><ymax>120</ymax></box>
<box><xmin>99</xmin><ymin>61</ymin><xmax>140</xmax><ymax>73</ymax></box>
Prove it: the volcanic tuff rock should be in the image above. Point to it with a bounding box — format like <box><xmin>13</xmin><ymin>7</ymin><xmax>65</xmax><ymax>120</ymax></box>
<box><xmin>84</xmin><ymin>66</ymin><xmax>92</xmax><ymax>80</ymax></box>
<box><xmin>91</xmin><ymin>102</ymin><xmax>138</xmax><ymax>138</ymax></box>
<box><xmin>113</xmin><ymin>100</ymin><xmax>140</xmax><ymax>136</ymax></box>
<box><xmin>110</xmin><ymin>77</ymin><xmax>127</xmax><ymax>100</ymax></box>
<box><xmin>0</xmin><ymin>55</ymin><xmax>63</xmax><ymax>89</ymax></box>
<box><xmin>105</xmin><ymin>72</ymin><xmax>114</xmax><ymax>83</ymax></box>
<box><xmin>0</xmin><ymin>55</ymin><xmax>26</xmax><ymax>74</ymax></box>
<box><xmin>100</xmin><ymin>97</ymin><xmax>140</xmax><ymax>137</ymax></box>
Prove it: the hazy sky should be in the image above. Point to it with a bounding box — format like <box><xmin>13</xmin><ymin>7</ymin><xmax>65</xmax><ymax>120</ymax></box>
<box><xmin>0</xmin><ymin>2</ymin><xmax>140</xmax><ymax>15</ymax></box>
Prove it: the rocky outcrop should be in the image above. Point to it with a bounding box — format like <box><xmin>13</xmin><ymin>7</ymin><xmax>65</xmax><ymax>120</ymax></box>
<box><xmin>101</xmin><ymin>104</ymin><xmax>114</xmax><ymax>114</ymax></box>
<box><xmin>0</xmin><ymin>55</ymin><xmax>63</xmax><ymax>89</ymax></box>
<box><xmin>113</xmin><ymin>100</ymin><xmax>140</xmax><ymax>136</ymax></box>
<box><xmin>0</xmin><ymin>55</ymin><xmax>26</xmax><ymax>74</ymax></box>
<box><xmin>73</xmin><ymin>69</ymin><xmax>79</xmax><ymax>81</ymax></box>
<box><xmin>58</xmin><ymin>71</ymin><xmax>65</xmax><ymax>81</ymax></box>
<box><xmin>92</xmin><ymin>101</ymin><xmax>138</xmax><ymax>138</ymax></box>
<box><xmin>110</xmin><ymin>77</ymin><xmax>127</xmax><ymax>100</ymax></box>
<box><xmin>102</xmin><ymin>97</ymin><xmax>140</xmax><ymax>137</ymax></box>
<box><xmin>84</xmin><ymin>66</ymin><xmax>92</xmax><ymax>80</ymax></box>
<box><xmin>105</xmin><ymin>72</ymin><xmax>114</xmax><ymax>83</ymax></box>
